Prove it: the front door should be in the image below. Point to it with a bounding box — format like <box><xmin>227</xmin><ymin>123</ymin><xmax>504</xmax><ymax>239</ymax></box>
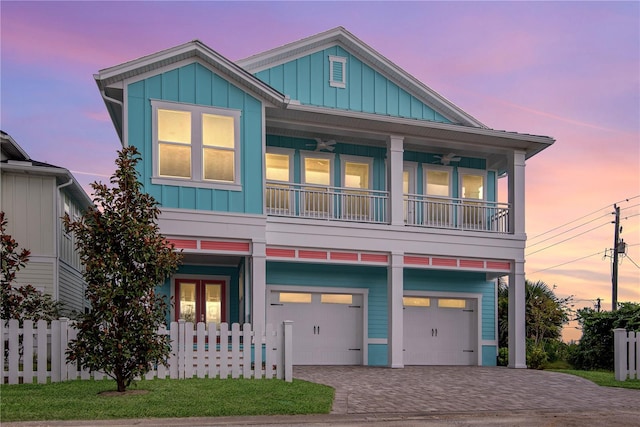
<box><xmin>175</xmin><ymin>279</ymin><xmax>225</xmax><ymax>324</ymax></box>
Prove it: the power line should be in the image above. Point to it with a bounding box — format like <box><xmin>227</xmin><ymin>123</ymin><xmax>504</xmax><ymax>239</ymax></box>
<box><xmin>624</xmin><ymin>254</ymin><xmax>640</xmax><ymax>270</ymax></box>
<box><xmin>526</xmin><ymin>212</ymin><xmax>610</xmax><ymax>248</ymax></box>
<box><xmin>529</xmin><ymin>250</ymin><xmax>605</xmax><ymax>274</ymax></box>
<box><xmin>529</xmin><ymin>195</ymin><xmax>640</xmax><ymax>241</ymax></box>
<box><xmin>526</xmin><ymin>221</ymin><xmax>611</xmax><ymax>256</ymax></box>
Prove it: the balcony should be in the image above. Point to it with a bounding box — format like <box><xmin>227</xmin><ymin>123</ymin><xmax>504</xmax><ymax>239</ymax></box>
<box><xmin>265</xmin><ymin>182</ymin><xmax>511</xmax><ymax>233</ymax></box>
<box><xmin>265</xmin><ymin>181</ymin><xmax>388</xmax><ymax>224</ymax></box>
<box><xmin>405</xmin><ymin>194</ymin><xmax>510</xmax><ymax>233</ymax></box>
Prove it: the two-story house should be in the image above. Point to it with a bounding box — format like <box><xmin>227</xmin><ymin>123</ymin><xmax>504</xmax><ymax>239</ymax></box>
<box><xmin>1</xmin><ymin>131</ymin><xmax>93</xmax><ymax>315</ymax></box>
<box><xmin>95</xmin><ymin>27</ymin><xmax>553</xmax><ymax>368</ymax></box>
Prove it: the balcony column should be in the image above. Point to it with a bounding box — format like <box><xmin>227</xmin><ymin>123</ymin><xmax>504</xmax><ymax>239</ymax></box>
<box><xmin>508</xmin><ymin>260</ymin><xmax>527</xmax><ymax>368</ymax></box>
<box><xmin>251</xmin><ymin>241</ymin><xmax>267</xmax><ymax>332</ymax></box>
<box><xmin>387</xmin><ymin>252</ymin><xmax>404</xmax><ymax>368</ymax></box>
<box><xmin>387</xmin><ymin>135</ymin><xmax>405</xmax><ymax>226</ymax></box>
<box><xmin>508</xmin><ymin>150</ymin><xmax>526</xmax><ymax>236</ymax></box>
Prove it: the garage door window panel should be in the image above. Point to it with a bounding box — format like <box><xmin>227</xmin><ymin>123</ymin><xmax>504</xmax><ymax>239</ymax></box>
<box><xmin>279</xmin><ymin>292</ymin><xmax>312</xmax><ymax>303</ymax></box>
<box><xmin>321</xmin><ymin>294</ymin><xmax>353</xmax><ymax>304</ymax></box>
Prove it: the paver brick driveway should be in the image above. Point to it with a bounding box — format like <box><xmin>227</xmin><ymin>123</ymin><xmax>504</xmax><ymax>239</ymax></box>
<box><xmin>294</xmin><ymin>366</ymin><xmax>640</xmax><ymax>415</ymax></box>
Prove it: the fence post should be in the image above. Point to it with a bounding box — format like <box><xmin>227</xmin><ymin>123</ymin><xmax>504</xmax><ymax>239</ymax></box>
<box><xmin>614</xmin><ymin>328</ymin><xmax>627</xmax><ymax>381</ymax></box>
<box><xmin>283</xmin><ymin>320</ymin><xmax>293</xmax><ymax>383</ymax></box>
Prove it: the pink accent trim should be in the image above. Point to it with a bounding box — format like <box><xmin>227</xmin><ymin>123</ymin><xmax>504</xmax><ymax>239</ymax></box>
<box><xmin>330</xmin><ymin>252</ymin><xmax>359</xmax><ymax>261</ymax></box>
<box><xmin>298</xmin><ymin>250</ymin><xmax>328</xmax><ymax>260</ymax></box>
<box><xmin>432</xmin><ymin>257</ymin><xmax>458</xmax><ymax>267</ymax></box>
<box><xmin>168</xmin><ymin>239</ymin><xmax>197</xmax><ymax>249</ymax></box>
<box><xmin>360</xmin><ymin>253</ymin><xmax>389</xmax><ymax>263</ymax></box>
<box><xmin>404</xmin><ymin>256</ymin><xmax>430</xmax><ymax>266</ymax></box>
<box><xmin>460</xmin><ymin>259</ymin><xmax>484</xmax><ymax>269</ymax></box>
<box><xmin>266</xmin><ymin>248</ymin><xmax>296</xmax><ymax>258</ymax></box>
<box><xmin>200</xmin><ymin>240</ymin><xmax>250</xmax><ymax>252</ymax></box>
<box><xmin>487</xmin><ymin>261</ymin><xmax>511</xmax><ymax>271</ymax></box>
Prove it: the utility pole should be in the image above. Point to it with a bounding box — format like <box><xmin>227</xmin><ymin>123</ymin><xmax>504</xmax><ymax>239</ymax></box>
<box><xmin>612</xmin><ymin>204</ymin><xmax>620</xmax><ymax>311</ymax></box>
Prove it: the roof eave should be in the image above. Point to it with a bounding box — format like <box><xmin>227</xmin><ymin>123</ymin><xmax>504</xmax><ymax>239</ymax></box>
<box><xmin>1</xmin><ymin>163</ymin><xmax>93</xmax><ymax>208</ymax></box>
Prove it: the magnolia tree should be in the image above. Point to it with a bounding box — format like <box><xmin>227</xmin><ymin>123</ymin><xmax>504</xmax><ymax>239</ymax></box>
<box><xmin>64</xmin><ymin>147</ymin><xmax>181</xmax><ymax>392</ymax></box>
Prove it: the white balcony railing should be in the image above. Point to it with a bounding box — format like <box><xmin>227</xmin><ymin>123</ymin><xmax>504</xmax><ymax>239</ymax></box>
<box><xmin>404</xmin><ymin>194</ymin><xmax>510</xmax><ymax>233</ymax></box>
<box><xmin>266</xmin><ymin>181</ymin><xmax>388</xmax><ymax>224</ymax></box>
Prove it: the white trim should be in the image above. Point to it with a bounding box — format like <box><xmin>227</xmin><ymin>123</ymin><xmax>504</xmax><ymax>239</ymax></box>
<box><xmin>403</xmin><ymin>290</ymin><xmax>483</xmax><ymax>366</ymax></box>
<box><xmin>267</xmin><ymin>284</ymin><xmax>369</xmax><ymax>365</ymax></box>
<box><xmin>329</xmin><ymin>55</ymin><xmax>347</xmax><ymax>88</ymax></box>
<box><xmin>367</xmin><ymin>338</ymin><xmax>387</xmax><ymax>345</ymax></box>
<box><xmin>170</xmin><ymin>274</ymin><xmax>231</xmax><ymax>324</ymax></box>
<box><xmin>151</xmin><ymin>99</ymin><xmax>242</xmax><ymax>190</ymax></box>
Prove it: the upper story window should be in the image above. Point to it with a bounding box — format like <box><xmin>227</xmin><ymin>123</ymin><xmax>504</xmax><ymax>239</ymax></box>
<box><xmin>329</xmin><ymin>56</ymin><xmax>347</xmax><ymax>88</ymax></box>
<box><xmin>152</xmin><ymin>100</ymin><xmax>241</xmax><ymax>190</ymax></box>
<box><xmin>460</xmin><ymin>172</ymin><xmax>485</xmax><ymax>200</ymax></box>
<box><xmin>425</xmin><ymin>167</ymin><xmax>452</xmax><ymax>197</ymax></box>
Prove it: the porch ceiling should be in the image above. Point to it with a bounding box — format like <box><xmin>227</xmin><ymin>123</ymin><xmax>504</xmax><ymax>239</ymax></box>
<box><xmin>266</xmin><ymin>104</ymin><xmax>554</xmax><ymax>170</ymax></box>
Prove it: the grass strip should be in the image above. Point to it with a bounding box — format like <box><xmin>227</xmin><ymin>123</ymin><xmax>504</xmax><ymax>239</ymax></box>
<box><xmin>0</xmin><ymin>378</ymin><xmax>334</xmax><ymax>422</ymax></box>
<box><xmin>550</xmin><ymin>369</ymin><xmax>640</xmax><ymax>390</ymax></box>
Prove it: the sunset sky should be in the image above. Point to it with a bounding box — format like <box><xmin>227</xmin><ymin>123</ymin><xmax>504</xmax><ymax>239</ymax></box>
<box><xmin>1</xmin><ymin>1</ymin><xmax>638</xmax><ymax>341</ymax></box>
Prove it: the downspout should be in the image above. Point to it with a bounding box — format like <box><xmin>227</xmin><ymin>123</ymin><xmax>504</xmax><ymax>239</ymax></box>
<box><xmin>54</xmin><ymin>179</ymin><xmax>74</xmax><ymax>303</ymax></box>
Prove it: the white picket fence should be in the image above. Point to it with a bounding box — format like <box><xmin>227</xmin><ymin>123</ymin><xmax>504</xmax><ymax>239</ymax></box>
<box><xmin>614</xmin><ymin>328</ymin><xmax>640</xmax><ymax>381</ymax></box>
<box><xmin>2</xmin><ymin>318</ymin><xmax>293</xmax><ymax>385</ymax></box>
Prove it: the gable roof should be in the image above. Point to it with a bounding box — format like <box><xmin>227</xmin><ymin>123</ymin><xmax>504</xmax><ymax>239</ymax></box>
<box><xmin>237</xmin><ymin>26</ymin><xmax>486</xmax><ymax>128</ymax></box>
<box><xmin>94</xmin><ymin>40</ymin><xmax>289</xmax><ymax>141</ymax></box>
<box><xmin>1</xmin><ymin>131</ymin><xmax>93</xmax><ymax>209</ymax></box>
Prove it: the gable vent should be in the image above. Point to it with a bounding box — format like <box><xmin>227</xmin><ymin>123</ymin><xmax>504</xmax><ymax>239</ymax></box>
<box><xmin>329</xmin><ymin>55</ymin><xmax>347</xmax><ymax>88</ymax></box>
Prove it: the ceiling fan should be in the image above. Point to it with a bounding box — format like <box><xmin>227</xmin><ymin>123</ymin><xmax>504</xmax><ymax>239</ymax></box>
<box><xmin>306</xmin><ymin>138</ymin><xmax>336</xmax><ymax>152</ymax></box>
<box><xmin>434</xmin><ymin>153</ymin><xmax>461</xmax><ymax>165</ymax></box>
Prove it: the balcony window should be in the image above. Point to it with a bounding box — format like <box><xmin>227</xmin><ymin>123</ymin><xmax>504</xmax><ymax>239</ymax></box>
<box><xmin>302</xmin><ymin>154</ymin><xmax>333</xmax><ymax>216</ymax></box>
<box><xmin>461</xmin><ymin>171</ymin><xmax>486</xmax><ymax>229</ymax></box>
<box><xmin>343</xmin><ymin>160</ymin><xmax>371</xmax><ymax>219</ymax></box>
<box><xmin>266</xmin><ymin>151</ymin><xmax>292</xmax><ymax>213</ymax></box>
<box><xmin>425</xmin><ymin>167</ymin><xmax>452</xmax><ymax>226</ymax></box>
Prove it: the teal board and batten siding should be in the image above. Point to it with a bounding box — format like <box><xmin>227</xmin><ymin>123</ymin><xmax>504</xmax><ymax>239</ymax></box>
<box><xmin>266</xmin><ymin>262</ymin><xmax>388</xmax><ymax>365</ymax></box>
<box><xmin>158</xmin><ymin>264</ymin><xmax>241</xmax><ymax>326</ymax></box>
<box><xmin>127</xmin><ymin>62</ymin><xmax>264</xmax><ymax>214</ymax></box>
<box><xmin>255</xmin><ymin>46</ymin><xmax>451</xmax><ymax>123</ymax></box>
<box><xmin>404</xmin><ymin>269</ymin><xmax>497</xmax><ymax>366</ymax></box>
<box><xmin>267</xmin><ymin>135</ymin><xmax>386</xmax><ymax>189</ymax></box>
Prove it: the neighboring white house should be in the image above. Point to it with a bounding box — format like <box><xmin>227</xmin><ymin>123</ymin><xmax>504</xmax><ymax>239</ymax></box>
<box><xmin>94</xmin><ymin>27</ymin><xmax>554</xmax><ymax>368</ymax></box>
<box><xmin>1</xmin><ymin>131</ymin><xmax>93</xmax><ymax>315</ymax></box>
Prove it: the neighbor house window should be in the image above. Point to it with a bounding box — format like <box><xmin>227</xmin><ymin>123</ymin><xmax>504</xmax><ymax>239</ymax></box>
<box><xmin>329</xmin><ymin>56</ymin><xmax>347</xmax><ymax>88</ymax></box>
<box><xmin>152</xmin><ymin>100</ymin><xmax>241</xmax><ymax>190</ymax></box>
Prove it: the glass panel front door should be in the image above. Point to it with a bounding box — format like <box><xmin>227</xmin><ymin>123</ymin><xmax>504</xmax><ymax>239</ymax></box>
<box><xmin>176</xmin><ymin>279</ymin><xmax>225</xmax><ymax>323</ymax></box>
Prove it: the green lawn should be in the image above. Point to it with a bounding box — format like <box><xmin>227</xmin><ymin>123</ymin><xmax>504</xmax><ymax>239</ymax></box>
<box><xmin>551</xmin><ymin>369</ymin><xmax>640</xmax><ymax>390</ymax></box>
<box><xmin>0</xmin><ymin>378</ymin><xmax>334</xmax><ymax>422</ymax></box>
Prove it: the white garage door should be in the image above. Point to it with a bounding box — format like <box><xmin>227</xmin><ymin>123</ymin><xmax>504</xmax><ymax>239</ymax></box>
<box><xmin>403</xmin><ymin>296</ymin><xmax>477</xmax><ymax>365</ymax></box>
<box><xmin>268</xmin><ymin>290</ymin><xmax>363</xmax><ymax>365</ymax></box>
